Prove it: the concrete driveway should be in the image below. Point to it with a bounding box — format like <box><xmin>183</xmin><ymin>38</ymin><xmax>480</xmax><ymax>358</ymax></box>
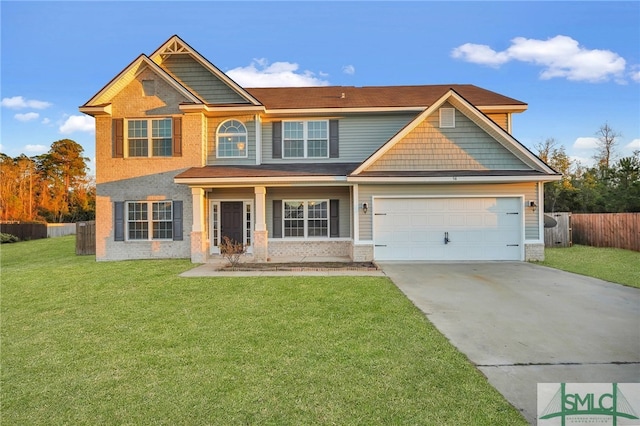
<box><xmin>379</xmin><ymin>262</ymin><xmax>640</xmax><ymax>425</ymax></box>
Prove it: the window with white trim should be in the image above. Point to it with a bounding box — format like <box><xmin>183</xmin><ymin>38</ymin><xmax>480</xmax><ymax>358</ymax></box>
<box><xmin>126</xmin><ymin>201</ymin><xmax>173</xmax><ymax>240</ymax></box>
<box><xmin>217</xmin><ymin>119</ymin><xmax>248</xmax><ymax>158</ymax></box>
<box><xmin>127</xmin><ymin>118</ymin><xmax>172</xmax><ymax>157</ymax></box>
<box><xmin>283</xmin><ymin>120</ymin><xmax>328</xmax><ymax>158</ymax></box>
<box><xmin>283</xmin><ymin>200</ymin><xmax>328</xmax><ymax>237</ymax></box>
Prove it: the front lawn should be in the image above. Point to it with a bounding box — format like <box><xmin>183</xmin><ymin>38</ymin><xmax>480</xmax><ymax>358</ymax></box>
<box><xmin>542</xmin><ymin>244</ymin><xmax>640</xmax><ymax>289</ymax></box>
<box><xmin>1</xmin><ymin>236</ymin><xmax>526</xmax><ymax>425</ymax></box>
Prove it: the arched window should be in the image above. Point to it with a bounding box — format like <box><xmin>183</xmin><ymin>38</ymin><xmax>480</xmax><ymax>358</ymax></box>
<box><xmin>217</xmin><ymin>119</ymin><xmax>248</xmax><ymax>158</ymax></box>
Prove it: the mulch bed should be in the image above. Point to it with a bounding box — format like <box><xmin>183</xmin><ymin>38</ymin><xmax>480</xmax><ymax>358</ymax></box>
<box><xmin>217</xmin><ymin>262</ymin><xmax>379</xmax><ymax>272</ymax></box>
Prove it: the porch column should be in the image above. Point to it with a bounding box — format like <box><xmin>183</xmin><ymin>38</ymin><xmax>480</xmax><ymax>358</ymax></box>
<box><xmin>190</xmin><ymin>187</ymin><xmax>206</xmax><ymax>263</ymax></box>
<box><xmin>253</xmin><ymin>186</ymin><xmax>268</xmax><ymax>262</ymax></box>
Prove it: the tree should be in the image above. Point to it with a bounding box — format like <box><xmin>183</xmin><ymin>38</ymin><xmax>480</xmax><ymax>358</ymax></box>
<box><xmin>36</xmin><ymin>139</ymin><xmax>90</xmax><ymax>222</ymax></box>
<box><xmin>593</xmin><ymin>122</ymin><xmax>621</xmax><ymax>169</ymax></box>
<box><xmin>535</xmin><ymin>139</ymin><xmax>575</xmax><ymax>212</ymax></box>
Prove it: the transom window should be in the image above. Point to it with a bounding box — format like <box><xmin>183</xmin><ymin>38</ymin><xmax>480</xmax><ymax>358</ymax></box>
<box><xmin>126</xmin><ymin>201</ymin><xmax>172</xmax><ymax>240</ymax></box>
<box><xmin>127</xmin><ymin>118</ymin><xmax>172</xmax><ymax>157</ymax></box>
<box><xmin>283</xmin><ymin>200</ymin><xmax>328</xmax><ymax>237</ymax></box>
<box><xmin>283</xmin><ymin>120</ymin><xmax>328</xmax><ymax>158</ymax></box>
<box><xmin>217</xmin><ymin>119</ymin><xmax>248</xmax><ymax>158</ymax></box>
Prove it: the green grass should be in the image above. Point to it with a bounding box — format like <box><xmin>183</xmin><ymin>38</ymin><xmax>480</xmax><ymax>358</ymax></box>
<box><xmin>1</xmin><ymin>236</ymin><xmax>526</xmax><ymax>425</ymax></box>
<box><xmin>541</xmin><ymin>244</ymin><xmax>640</xmax><ymax>288</ymax></box>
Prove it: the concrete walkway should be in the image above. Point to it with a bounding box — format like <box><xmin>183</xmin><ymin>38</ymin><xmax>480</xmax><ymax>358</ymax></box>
<box><xmin>379</xmin><ymin>262</ymin><xmax>640</xmax><ymax>425</ymax></box>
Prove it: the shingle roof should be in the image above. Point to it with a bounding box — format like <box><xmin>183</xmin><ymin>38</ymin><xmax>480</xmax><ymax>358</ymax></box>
<box><xmin>175</xmin><ymin>163</ymin><xmax>361</xmax><ymax>179</ymax></box>
<box><xmin>245</xmin><ymin>85</ymin><xmax>526</xmax><ymax>110</ymax></box>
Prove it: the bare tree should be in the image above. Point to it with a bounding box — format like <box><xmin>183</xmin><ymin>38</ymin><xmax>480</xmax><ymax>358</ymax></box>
<box><xmin>593</xmin><ymin>123</ymin><xmax>621</xmax><ymax>169</ymax></box>
<box><xmin>534</xmin><ymin>138</ymin><xmax>557</xmax><ymax>164</ymax></box>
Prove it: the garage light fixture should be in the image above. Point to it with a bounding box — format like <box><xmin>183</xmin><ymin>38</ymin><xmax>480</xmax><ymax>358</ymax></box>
<box><xmin>362</xmin><ymin>202</ymin><xmax>368</xmax><ymax>214</ymax></box>
<box><xmin>526</xmin><ymin>200</ymin><xmax>537</xmax><ymax>212</ymax></box>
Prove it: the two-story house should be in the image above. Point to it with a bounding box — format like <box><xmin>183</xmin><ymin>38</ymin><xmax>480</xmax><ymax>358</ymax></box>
<box><xmin>80</xmin><ymin>35</ymin><xmax>560</xmax><ymax>263</ymax></box>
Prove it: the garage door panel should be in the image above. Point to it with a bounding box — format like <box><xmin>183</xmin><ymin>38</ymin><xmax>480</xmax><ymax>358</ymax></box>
<box><xmin>374</xmin><ymin>197</ymin><xmax>522</xmax><ymax>261</ymax></box>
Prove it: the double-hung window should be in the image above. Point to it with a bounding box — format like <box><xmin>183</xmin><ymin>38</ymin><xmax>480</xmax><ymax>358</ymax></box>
<box><xmin>283</xmin><ymin>120</ymin><xmax>328</xmax><ymax>158</ymax></box>
<box><xmin>127</xmin><ymin>118</ymin><xmax>172</xmax><ymax>157</ymax></box>
<box><xmin>283</xmin><ymin>200</ymin><xmax>328</xmax><ymax>237</ymax></box>
<box><xmin>126</xmin><ymin>201</ymin><xmax>173</xmax><ymax>240</ymax></box>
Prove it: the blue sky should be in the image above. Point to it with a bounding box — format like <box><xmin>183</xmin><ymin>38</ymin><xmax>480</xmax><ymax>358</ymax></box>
<box><xmin>2</xmin><ymin>1</ymin><xmax>639</xmax><ymax>175</ymax></box>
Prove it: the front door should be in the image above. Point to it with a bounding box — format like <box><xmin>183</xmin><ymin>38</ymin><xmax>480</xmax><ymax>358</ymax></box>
<box><xmin>220</xmin><ymin>202</ymin><xmax>244</xmax><ymax>245</ymax></box>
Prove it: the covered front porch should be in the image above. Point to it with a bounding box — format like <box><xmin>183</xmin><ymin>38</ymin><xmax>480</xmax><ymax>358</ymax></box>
<box><xmin>186</xmin><ymin>184</ymin><xmax>357</xmax><ymax>263</ymax></box>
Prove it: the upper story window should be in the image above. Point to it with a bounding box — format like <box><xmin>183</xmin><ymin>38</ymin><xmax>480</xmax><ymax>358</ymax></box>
<box><xmin>283</xmin><ymin>120</ymin><xmax>328</xmax><ymax>158</ymax></box>
<box><xmin>217</xmin><ymin>119</ymin><xmax>248</xmax><ymax>158</ymax></box>
<box><xmin>127</xmin><ymin>118</ymin><xmax>172</xmax><ymax>157</ymax></box>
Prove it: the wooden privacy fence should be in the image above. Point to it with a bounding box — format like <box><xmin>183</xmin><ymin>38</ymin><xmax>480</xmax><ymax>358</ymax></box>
<box><xmin>0</xmin><ymin>222</ymin><xmax>47</xmax><ymax>240</ymax></box>
<box><xmin>76</xmin><ymin>221</ymin><xmax>96</xmax><ymax>255</ymax></box>
<box><xmin>571</xmin><ymin>213</ymin><xmax>640</xmax><ymax>252</ymax></box>
<box><xmin>544</xmin><ymin>212</ymin><xmax>572</xmax><ymax>248</ymax></box>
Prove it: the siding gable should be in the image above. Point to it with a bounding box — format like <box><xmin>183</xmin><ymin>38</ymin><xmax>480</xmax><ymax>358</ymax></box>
<box><xmin>366</xmin><ymin>104</ymin><xmax>530</xmax><ymax>172</ymax></box>
<box><xmin>160</xmin><ymin>55</ymin><xmax>250</xmax><ymax>105</ymax></box>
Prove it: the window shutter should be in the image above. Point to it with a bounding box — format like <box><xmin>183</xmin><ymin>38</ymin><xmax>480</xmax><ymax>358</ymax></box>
<box><xmin>173</xmin><ymin>200</ymin><xmax>183</xmax><ymax>241</ymax></box>
<box><xmin>114</xmin><ymin>201</ymin><xmax>124</xmax><ymax>241</ymax></box>
<box><xmin>113</xmin><ymin>118</ymin><xmax>124</xmax><ymax>158</ymax></box>
<box><xmin>272</xmin><ymin>121</ymin><xmax>282</xmax><ymax>159</ymax></box>
<box><xmin>172</xmin><ymin>117</ymin><xmax>182</xmax><ymax>157</ymax></box>
<box><xmin>329</xmin><ymin>120</ymin><xmax>339</xmax><ymax>158</ymax></box>
<box><xmin>330</xmin><ymin>199</ymin><xmax>339</xmax><ymax>237</ymax></box>
<box><xmin>272</xmin><ymin>200</ymin><xmax>282</xmax><ymax>238</ymax></box>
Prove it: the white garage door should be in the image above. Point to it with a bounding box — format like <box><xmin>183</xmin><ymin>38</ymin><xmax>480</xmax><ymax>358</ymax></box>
<box><xmin>373</xmin><ymin>197</ymin><xmax>522</xmax><ymax>261</ymax></box>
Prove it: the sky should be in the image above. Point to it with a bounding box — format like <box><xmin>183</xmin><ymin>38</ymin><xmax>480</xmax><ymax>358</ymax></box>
<box><xmin>1</xmin><ymin>1</ymin><xmax>639</xmax><ymax>175</ymax></box>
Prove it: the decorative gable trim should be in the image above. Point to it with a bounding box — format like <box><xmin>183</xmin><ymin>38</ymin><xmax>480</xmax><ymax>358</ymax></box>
<box><xmin>80</xmin><ymin>54</ymin><xmax>202</xmax><ymax>110</ymax></box>
<box><xmin>351</xmin><ymin>89</ymin><xmax>557</xmax><ymax>176</ymax></box>
<box><xmin>150</xmin><ymin>35</ymin><xmax>262</xmax><ymax>107</ymax></box>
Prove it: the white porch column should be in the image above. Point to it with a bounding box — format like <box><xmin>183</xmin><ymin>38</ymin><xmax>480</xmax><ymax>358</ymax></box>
<box><xmin>190</xmin><ymin>187</ymin><xmax>206</xmax><ymax>263</ymax></box>
<box><xmin>253</xmin><ymin>186</ymin><xmax>268</xmax><ymax>261</ymax></box>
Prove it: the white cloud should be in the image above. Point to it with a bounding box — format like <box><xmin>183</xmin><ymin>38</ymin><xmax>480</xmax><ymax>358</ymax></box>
<box><xmin>15</xmin><ymin>112</ymin><xmax>40</xmax><ymax>122</ymax></box>
<box><xmin>573</xmin><ymin>137</ymin><xmax>599</xmax><ymax>150</ymax></box>
<box><xmin>1</xmin><ymin>96</ymin><xmax>52</xmax><ymax>109</ymax></box>
<box><xmin>25</xmin><ymin>144</ymin><xmax>48</xmax><ymax>154</ymax></box>
<box><xmin>570</xmin><ymin>155</ymin><xmax>596</xmax><ymax>168</ymax></box>
<box><xmin>630</xmin><ymin>66</ymin><xmax>640</xmax><ymax>83</ymax></box>
<box><xmin>342</xmin><ymin>65</ymin><xmax>356</xmax><ymax>75</ymax></box>
<box><xmin>59</xmin><ymin>115</ymin><xmax>95</xmax><ymax>134</ymax></box>
<box><xmin>451</xmin><ymin>43</ymin><xmax>509</xmax><ymax>67</ymax></box>
<box><xmin>226</xmin><ymin>59</ymin><xmax>330</xmax><ymax>87</ymax></box>
<box><xmin>625</xmin><ymin>138</ymin><xmax>640</xmax><ymax>150</ymax></box>
<box><xmin>42</xmin><ymin>118</ymin><xmax>51</xmax><ymax>125</ymax></box>
<box><xmin>452</xmin><ymin>35</ymin><xmax>628</xmax><ymax>83</ymax></box>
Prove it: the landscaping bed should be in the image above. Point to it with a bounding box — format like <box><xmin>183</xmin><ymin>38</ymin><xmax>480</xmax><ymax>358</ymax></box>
<box><xmin>218</xmin><ymin>261</ymin><xmax>379</xmax><ymax>271</ymax></box>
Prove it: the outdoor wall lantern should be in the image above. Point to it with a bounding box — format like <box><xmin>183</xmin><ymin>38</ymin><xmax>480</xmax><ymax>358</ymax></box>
<box><xmin>526</xmin><ymin>200</ymin><xmax>537</xmax><ymax>212</ymax></box>
<box><xmin>362</xmin><ymin>202</ymin><xmax>368</xmax><ymax>214</ymax></box>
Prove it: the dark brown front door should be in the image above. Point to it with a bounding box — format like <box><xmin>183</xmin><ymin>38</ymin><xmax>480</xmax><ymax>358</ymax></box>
<box><xmin>220</xmin><ymin>202</ymin><xmax>244</xmax><ymax>245</ymax></box>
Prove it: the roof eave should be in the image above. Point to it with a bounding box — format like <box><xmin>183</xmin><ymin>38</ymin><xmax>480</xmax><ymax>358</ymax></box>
<box><xmin>347</xmin><ymin>174</ymin><xmax>562</xmax><ymax>184</ymax></box>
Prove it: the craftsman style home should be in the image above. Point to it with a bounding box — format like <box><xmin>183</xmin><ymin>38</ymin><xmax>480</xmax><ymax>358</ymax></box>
<box><xmin>80</xmin><ymin>35</ymin><xmax>560</xmax><ymax>263</ymax></box>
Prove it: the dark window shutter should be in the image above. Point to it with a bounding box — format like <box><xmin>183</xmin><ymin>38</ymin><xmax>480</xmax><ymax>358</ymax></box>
<box><xmin>272</xmin><ymin>200</ymin><xmax>282</xmax><ymax>238</ymax></box>
<box><xmin>330</xmin><ymin>199</ymin><xmax>339</xmax><ymax>237</ymax></box>
<box><xmin>113</xmin><ymin>118</ymin><xmax>124</xmax><ymax>158</ymax></box>
<box><xmin>329</xmin><ymin>119</ymin><xmax>339</xmax><ymax>158</ymax></box>
<box><xmin>114</xmin><ymin>202</ymin><xmax>125</xmax><ymax>241</ymax></box>
<box><xmin>173</xmin><ymin>200</ymin><xmax>183</xmax><ymax>241</ymax></box>
<box><xmin>272</xmin><ymin>121</ymin><xmax>282</xmax><ymax>159</ymax></box>
<box><xmin>172</xmin><ymin>117</ymin><xmax>182</xmax><ymax>157</ymax></box>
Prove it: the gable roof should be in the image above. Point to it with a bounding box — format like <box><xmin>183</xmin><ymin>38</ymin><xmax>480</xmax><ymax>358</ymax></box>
<box><xmin>80</xmin><ymin>54</ymin><xmax>202</xmax><ymax>110</ymax></box>
<box><xmin>246</xmin><ymin>85</ymin><xmax>527</xmax><ymax>111</ymax></box>
<box><xmin>150</xmin><ymin>35</ymin><xmax>262</xmax><ymax>106</ymax></box>
<box><xmin>352</xmin><ymin>89</ymin><xmax>558</xmax><ymax>176</ymax></box>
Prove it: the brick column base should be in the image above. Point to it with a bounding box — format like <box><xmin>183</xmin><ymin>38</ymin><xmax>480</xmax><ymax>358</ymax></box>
<box><xmin>253</xmin><ymin>230</ymin><xmax>268</xmax><ymax>262</ymax></box>
<box><xmin>190</xmin><ymin>231</ymin><xmax>206</xmax><ymax>263</ymax></box>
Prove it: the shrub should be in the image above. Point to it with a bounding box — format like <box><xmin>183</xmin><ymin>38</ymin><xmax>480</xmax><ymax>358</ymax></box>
<box><xmin>1</xmin><ymin>233</ymin><xmax>20</xmax><ymax>244</ymax></box>
<box><xmin>219</xmin><ymin>236</ymin><xmax>246</xmax><ymax>268</ymax></box>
